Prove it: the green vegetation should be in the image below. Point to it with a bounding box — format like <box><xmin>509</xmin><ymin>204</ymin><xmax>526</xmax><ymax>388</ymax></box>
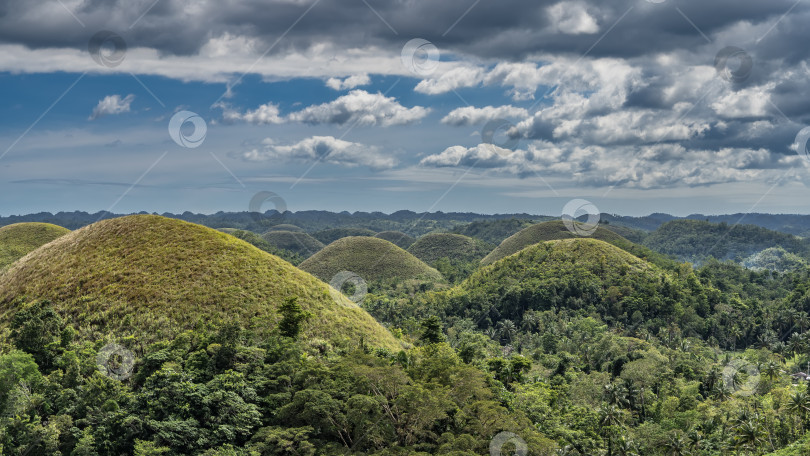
<box><xmin>450</xmin><ymin>218</ymin><xmax>538</xmax><ymax>245</ymax></box>
<box><xmin>407</xmin><ymin>233</ymin><xmax>494</xmax><ymax>265</ymax></box>
<box><xmin>0</xmin><ymin>215</ymin><xmax>401</xmax><ymax>351</ymax></box>
<box><xmin>260</xmin><ymin>230</ymin><xmax>324</xmax><ymax>259</ymax></box>
<box><xmin>299</xmin><ymin>236</ymin><xmax>442</xmax><ymax>283</ymax></box>
<box><xmin>743</xmin><ymin>247</ymin><xmax>807</xmax><ymax>272</ymax></box>
<box><xmin>644</xmin><ymin>219</ymin><xmax>810</xmax><ymax>263</ymax></box>
<box><xmin>374</xmin><ymin>230</ymin><xmax>416</xmax><ymax>249</ymax></box>
<box><xmin>0</xmin><ymin>222</ymin><xmax>70</xmax><ymax>269</ymax></box>
<box><xmin>311</xmin><ymin>227</ymin><xmax>377</xmax><ymax>244</ymax></box>
<box><xmin>265</xmin><ymin>223</ymin><xmax>305</xmax><ymax>232</ymax></box>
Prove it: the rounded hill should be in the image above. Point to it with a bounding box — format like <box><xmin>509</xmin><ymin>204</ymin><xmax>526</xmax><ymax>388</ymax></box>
<box><xmin>481</xmin><ymin>220</ymin><xmax>628</xmax><ymax>265</ymax></box>
<box><xmin>0</xmin><ymin>215</ymin><xmax>401</xmax><ymax>350</ymax></box>
<box><xmin>261</xmin><ymin>230</ymin><xmax>324</xmax><ymax>258</ymax></box>
<box><xmin>312</xmin><ymin>227</ymin><xmax>377</xmax><ymax>244</ymax></box>
<box><xmin>299</xmin><ymin>236</ymin><xmax>442</xmax><ymax>283</ymax></box>
<box><xmin>0</xmin><ymin>222</ymin><xmax>71</xmax><ymax>269</ymax></box>
<box><xmin>407</xmin><ymin>233</ymin><xmax>493</xmax><ymax>265</ymax></box>
<box><xmin>266</xmin><ymin>223</ymin><xmax>305</xmax><ymax>232</ymax></box>
<box><xmin>374</xmin><ymin>231</ymin><xmax>415</xmax><ymax>249</ymax></box>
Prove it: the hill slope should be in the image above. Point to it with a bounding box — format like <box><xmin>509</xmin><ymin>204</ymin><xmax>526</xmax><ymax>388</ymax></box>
<box><xmin>407</xmin><ymin>233</ymin><xmax>493</xmax><ymax>265</ymax></box>
<box><xmin>643</xmin><ymin>219</ymin><xmax>810</xmax><ymax>263</ymax></box>
<box><xmin>299</xmin><ymin>236</ymin><xmax>442</xmax><ymax>283</ymax></box>
<box><xmin>450</xmin><ymin>218</ymin><xmax>537</xmax><ymax>245</ymax></box>
<box><xmin>0</xmin><ymin>215</ymin><xmax>401</xmax><ymax>350</ymax></box>
<box><xmin>312</xmin><ymin>227</ymin><xmax>377</xmax><ymax>244</ymax></box>
<box><xmin>0</xmin><ymin>222</ymin><xmax>71</xmax><ymax>269</ymax></box>
<box><xmin>481</xmin><ymin>220</ymin><xmax>629</xmax><ymax>265</ymax></box>
<box><xmin>261</xmin><ymin>230</ymin><xmax>324</xmax><ymax>258</ymax></box>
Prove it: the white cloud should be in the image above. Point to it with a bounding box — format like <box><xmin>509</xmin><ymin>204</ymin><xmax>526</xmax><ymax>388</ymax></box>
<box><xmin>414</xmin><ymin>66</ymin><xmax>485</xmax><ymax>95</ymax></box>
<box><xmin>287</xmin><ymin>90</ymin><xmax>430</xmax><ymax>126</ymax></box>
<box><xmin>326</xmin><ymin>73</ymin><xmax>371</xmax><ymax>90</ymax></box>
<box><xmin>441</xmin><ymin>105</ymin><xmax>529</xmax><ymax>126</ymax></box>
<box><xmin>89</xmin><ymin>94</ymin><xmax>134</xmax><ymax>120</ymax></box>
<box><xmin>240</xmin><ymin>135</ymin><xmax>397</xmax><ymax>169</ymax></box>
<box><xmin>222</xmin><ymin>102</ymin><xmax>284</xmax><ymax>124</ymax></box>
<box><xmin>547</xmin><ymin>2</ymin><xmax>599</xmax><ymax>35</ymax></box>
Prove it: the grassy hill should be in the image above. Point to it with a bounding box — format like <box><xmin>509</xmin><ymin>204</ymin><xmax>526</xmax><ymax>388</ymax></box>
<box><xmin>450</xmin><ymin>218</ymin><xmax>537</xmax><ymax>245</ymax></box>
<box><xmin>481</xmin><ymin>220</ymin><xmax>629</xmax><ymax>265</ymax></box>
<box><xmin>0</xmin><ymin>215</ymin><xmax>401</xmax><ymax>350</ymax></box>
<box><xmin>265</xmin><ymin>223</ymin><xmax>305</xmax><ymax>232</ymax></box>
<box><xmin>222</xmin><ymin>229</ymin><xmax>302</xmax><ymax>265</ymax></box>
<box><xmin>0</xmin><ymin>222</ymin><xmax>71</xmax><ymax>269</ymax></box>
<box><xmin>407</xmin><ymin>233</ymin><xmax>493</xmax><ymax>265</ymax></box>
<box><xmin>312</xmin><ymin>227</ymin><xmax>377</xmax><ymax>244</ymax></box>
<box><xmin>261</xmin><ymin>230</ymin><xmax>324</xmax><ymax>258</ymax></box>
<box><xmin>374</xmin><ymin>230</ymin><xmax>416</xmax><ymax>249</ymax></box>
<box><xmin>643</xmin><ymin>219</ymin><xmax>810</xmax><ymax>263</ymax></box>
<box><xmin>299</xmin><ymin>236</ymin><xmax>442</xmax><ymax>283</ymax></box>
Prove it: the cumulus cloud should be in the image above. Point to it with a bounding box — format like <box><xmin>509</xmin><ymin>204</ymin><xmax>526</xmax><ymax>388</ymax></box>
<box><xmin>222</xmin><ymin>103</ymin><xmax>284</xmax><ymax>125</ymax></box>
<box><xmin>286</xmin><ymin>90</ymin><xmax>430</xmax><ymax>126</ymax></box>
<box><xmin>89</xmin><ymin>94</ymin><xmax>135</xmax><ymax>120</ymax></box>
<box><xmin>547</xmin><ymin>2</ymin><xmax>599</xmax><ymax>35</ymax></box>
<box><xmin>240</xmin><ymin>135</ymin><xmax>397</xmax><ymax>169</ymax></box>
<box><xmin>441</xmin><ymin>105</ymin><xmax>530</xmax><ymax>126</ymax></box>
<box><xmin>326</xmin><ymin>74</ymin><xmax>371</xmax><ymax>90</ymax></box>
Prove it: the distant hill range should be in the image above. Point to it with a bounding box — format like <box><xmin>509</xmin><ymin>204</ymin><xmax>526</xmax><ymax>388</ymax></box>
<box><xmin>3</xmin><ymin>210</ymin><xmax>810</xmax><ymax>238</ymax></box>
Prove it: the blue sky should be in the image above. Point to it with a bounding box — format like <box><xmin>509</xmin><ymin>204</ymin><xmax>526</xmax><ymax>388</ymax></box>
<box><xmin>1</xmin><ymin>0</ymin><xmax>810</xmax><ymax>216</ymax></box>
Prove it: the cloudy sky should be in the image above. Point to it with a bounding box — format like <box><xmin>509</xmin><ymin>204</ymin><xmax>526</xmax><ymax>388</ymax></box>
<box><xmin>1</xmin><ymin>0</ymin><xmax>810</xmax><ymax>216</ymax></box>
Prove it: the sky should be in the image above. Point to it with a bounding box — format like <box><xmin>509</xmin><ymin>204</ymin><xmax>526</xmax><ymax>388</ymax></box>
<box><xmin>1</xmin><ymin>0</ymin><xmax>810</xmax><ymax>217</ymax></box>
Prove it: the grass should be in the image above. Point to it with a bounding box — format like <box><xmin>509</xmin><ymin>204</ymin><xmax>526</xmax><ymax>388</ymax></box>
<box><xmin>407</xmin><ymin>233</ymin><xmax>494</xmax><ymax>265</ymax></box>
<box><xmin>0</xmin><ymin>222</ymin><xmax>71</xmax><ymax>269</ymax></box>
<box><xmin>374</xmin><ymin>231</ymin><xmax>415</xmax><ymax>249</ymax></box>
<box><xmin>261</xmin><ymin>231</ymin><xmax>324</xmax><ymax>258</ymax></box>
<box><xmin>312</xmin><ymin>227</ymin><xmax>377</xmax><ymax>244</ymax></box>
<box><xmin>0</xmin><ymin>215</ymin><xmax>402</xmax><ymax>351</ymax></box>
<box><xmin>265</xmin><ymin>223</ymin><xmax>305</xmax><ymax>232</ymax></box>
<box><xmin>481</xmin><ymin>220</ymin><xmax>628</xmax><ymax>265</ymax></box>
<box><xmin>299</xmin><ymin>236</ymin><xmax>442</xmax><ymax>283</ymax></box>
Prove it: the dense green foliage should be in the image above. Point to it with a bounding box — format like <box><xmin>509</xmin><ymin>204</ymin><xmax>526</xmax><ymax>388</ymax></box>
<box><xmin>743</xmin><ymin>247</ymin><xmax>807</xmax><ymax>273</ymax></box>
<box><xmin>643</xmin><ymin>220</ymin><xmax>810</xmax><ymax>264</ymax></box>
<box><xmin>299</xmin><ymin>236</ymin><xmax>442</xmax><ymax>283</ymax></box>
<box><xmin>222</xmin><ymin>229</ymin><xmax>302</xmax><ymax>265</ymax></box>
<box><xmin>260</xmin><ymin>230</ymin><xmax>324</xmax><ymax>259</ymax></box>
<box><xmin>0</xmin><ymin>222</ymin><xmax>70</xmax><ymax>269</ymax></box>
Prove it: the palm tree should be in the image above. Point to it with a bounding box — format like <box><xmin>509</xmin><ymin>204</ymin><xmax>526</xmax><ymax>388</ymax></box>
<box><xmin>663</xmin><ymin>431</ymin><xmax>690</xmax><ymax>456</ymax></box>
<box><xmin>788</xmin><ymin>333</ymin><xmax>804</xmax><ymax>357</ymax></box>
<box><xmin>787</xmin><ymin>391</ymin><xmax>810</xmax><ymax>432</ymax></box>
<box><xmin>733</xmin><ymin>417</ymin><xmax>767</xmax><ymax>453</ymax></box>
<box><xmin>496</xmin><ymin>319</ymin><xmax>517</xmax><ymax>344</ymax></box>
<box><xmin>614</xmin><ymin>436</ymin><xmax>639</xmax><ymax>456</ymax></box>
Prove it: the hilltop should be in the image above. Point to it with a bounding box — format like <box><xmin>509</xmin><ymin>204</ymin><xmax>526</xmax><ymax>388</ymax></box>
<box><xmin>0</xmin><ymin>222</ymin><xmax>71</xmax><ymax>269</ymax></box>
<box><xmin>407</xmin><ymin>233</ymin><xmax>493</xmax><ymax>265</ymax></box>
<box><xmin>374</xmin><ymin>231</ymin><xmax>416</xmax><ymax>249</ymax></box>
<box><xmin>299</xmin><ymin>236</ymin><xmax>442</xmax><ymax>283</ymax></box>
<box><xmin>312</xmin><ymin>227</ymin><xmax>377</xmax><ymax>244</ymax></box>
<box><xmin>481</xmin><ymin>220</ymin><xmax>628</xmax><ymax>265</ymax></box>
<box><xmin>0</xmin><ymin>215</ymin><xmax>401</xmax><ymax>350</ymax></box>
